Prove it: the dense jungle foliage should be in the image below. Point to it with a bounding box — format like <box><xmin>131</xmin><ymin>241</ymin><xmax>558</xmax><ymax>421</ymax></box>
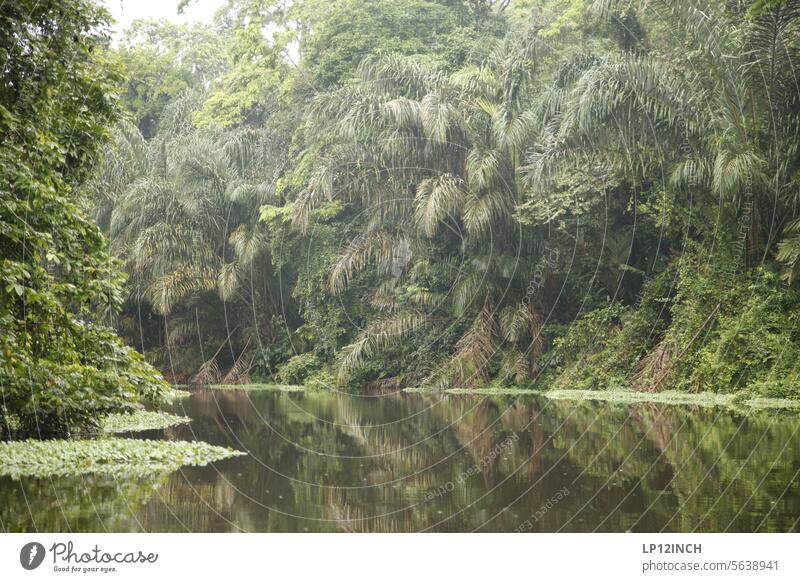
<box><xmin>3</xmin><ymin>0</ymin><xmax>800</xmax><ymax>438</ymax></box>
<box><xmin>1</xmin><ymin>0</ymin><xmax>170</xmax><ymax>438</ymax></box>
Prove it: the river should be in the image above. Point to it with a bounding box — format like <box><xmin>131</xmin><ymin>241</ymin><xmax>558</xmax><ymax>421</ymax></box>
<box><xmin>2</xmin><ymin>389</ymin><xmax>799</xmax><ymax>532</ymax></box>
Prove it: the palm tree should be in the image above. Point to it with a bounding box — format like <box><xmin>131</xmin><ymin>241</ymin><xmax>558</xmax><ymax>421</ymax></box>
<box><xmin>91</xmin><ymin>92</ymin><xmax>287</xmax><ymax>380</ymax></box>
<box><xmin>526</xmin><ymin>0</ymin><xmax>800</xmax><ymax>272</ymax></box>
<box><xmin>293</xmin><ymin>37</ymin><xmax>550</xmax><ymax>386</ymax></box>
<box><xmin>520</xmin><ymin>0</ymin><xmax>800</xmax><ymax>389</ymax></box>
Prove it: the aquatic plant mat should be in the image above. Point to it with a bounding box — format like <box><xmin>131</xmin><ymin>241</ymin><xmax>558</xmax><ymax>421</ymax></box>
<box><xmin>543</xmin><ymin>389</ymin><xmax>800</xmax><ymax>410</ymax></box>
<box><xmin>406</xmin><ymin>387</ymin><xmax>800</xmax><ymax>410</ymax></box>
<box><xmin>203</xmin><ymin>383</ymin><xmax>306</xmax><ymax>392</ymax></box>
<box><xmin>442</xmin><ymin>387</ymin><xmax>542</xmax><ymax>395</ymax></box>
<box><xmin>102</xmin><ymin>410</ymin><xmax>191</xmax><ymax>433</ymax></box>
<box><xmin>0</xmin><ymin>439</ymin><xmax>245</xmax><ymax>479</ymax></box>
<box><xmin>544</xmin><ymin>389</ymin><xmax>732</xmax><ymax>406</ymax></box>
<box><xmin>164</xmin><ymin>389</ymin><xmax>192</xmax><ymax>402</ymax></box>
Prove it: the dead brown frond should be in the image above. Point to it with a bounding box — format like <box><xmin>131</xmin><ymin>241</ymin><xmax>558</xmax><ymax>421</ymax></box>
<box><xmin>220</xmin><ymin>344</ymin><xmax>254</xmax><ymax>385</ymax></box>
<box><xmin>451</xmin><ymin>297</ymin><xmax>497</xmax><ymax>385</ymax></box>
<box><xmin>190</xmin><ymin>357</ymin><xmax>221</xmax><ymax>386</ymax></box>
<box><xmin>631</xmin><ymin>336</ymin><xmax>676</xmax><ymax>392</ymax></box>
<box><xmin>527</xmin><ymin>301</ymin><xmax>544</xmax><ymax>367</ymax></box>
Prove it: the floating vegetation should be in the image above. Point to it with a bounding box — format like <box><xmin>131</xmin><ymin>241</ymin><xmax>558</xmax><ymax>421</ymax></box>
<box><xmin>0</xmin><ymin>439</ymin><xmax>245</xmax><ymax>479</ymax></box>
<box><xmin>205</xmin><ymin>383</ymin><xmax>306</xmax><ymax>392</ymax></box>
<box><xmin>102</xmin><ymin>410</ymin><xmax>191</xmax><ymax>433</ymax></box>
<box><xmin>444</xmin><ymin>387</ymin><xmax>542</xmax><ymax>396</ymax></box>
<box><xmin>164</xmin><ymin>389</ymin><xmax>192</xmax><ymax>403</ymax></box>
<box><xmin>543</xmin><ymin>389</ymin><xmax>800</xmax><ymax>411</ymax></box>
<box><xmin>743</xmin><ymin>397</ymin><xmax>800</xmax><ymax>410</ymax></box>
<box><xmin>404</xmin><ymin>386</ymin><xmax>540</xmax><ymax>395</ymax></box>
<box><xmin>543</xmin><ymin>389</ymin><xmax>733</xmax><ymax>407</ymax></box>
<box><xmin>406</xmin><ymin>387</ymin><xmax>800</xmax><ymax>411</ymax></box>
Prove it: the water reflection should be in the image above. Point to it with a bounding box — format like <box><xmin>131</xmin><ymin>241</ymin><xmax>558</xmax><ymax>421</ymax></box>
<box><xmin>2</xmin><ymin>390</ymin><xmax>799</xmax><ymax>532</ymax></box>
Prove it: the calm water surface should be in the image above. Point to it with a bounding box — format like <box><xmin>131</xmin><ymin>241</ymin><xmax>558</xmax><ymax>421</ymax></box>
<box><xmin>2</xmin><ymin>390</ymin><xmax>799</xmax><ymax>532</ymax></box>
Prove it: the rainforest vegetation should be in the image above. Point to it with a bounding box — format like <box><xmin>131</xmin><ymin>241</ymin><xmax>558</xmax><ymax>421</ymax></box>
<box><xmin>3</xmin><ymin>0</ymin><xmax>800</xmax><ymax>439</ymax></box>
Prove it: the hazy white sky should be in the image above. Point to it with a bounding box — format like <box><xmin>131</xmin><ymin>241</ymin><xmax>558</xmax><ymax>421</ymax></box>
<box><xmin>102</xmin><ymin>0</ymin><xmax>226</xmax><ymax>34</ymax></box>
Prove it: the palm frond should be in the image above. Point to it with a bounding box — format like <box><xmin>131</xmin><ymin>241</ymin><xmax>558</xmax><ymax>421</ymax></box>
<box><xmin>229</xmin><ymin>224</ymin><xmax>267</xmax><ymax>266</ymax></box>
<box><xmin>414</xmin><ymin>174</ymin><xmax>467</xmax><ymax>237</ymax></box>
<box><xmin>338</xmin><ymin>312</ymin><xmax>428</xmax><ymax>379</ymax></box>
<box><xmin>220</xmin><ymin>345</ymin><xmax>254</xmax><ymax>385</ymax></box>
<box><xmin>357</xmin><ymin>53</ymin><xmax>442</xmax><ymax>99</ymax></box>
<box><xmin>463</xmin><ymin>190</ymin><xmax>513</xmax><ymax>238</ymax></box>
<box><xmin>146</xmin><ymin>266</ymin><xmax>217</xmax><ymax>315</ymax></box>
<box><xmin>330</xmin><ymin>232</ymin><xmax>410</xmax><ymax>294</ymax></box>
<box><xmin>711</xmin><ymin>147</ymin><xmax>766</xmax><ymax>200</ymax></box>
<box><xmin>449</xmin><ymin>298</ymin><xmax>497</xmax><ymax>384</ymax></box>
<box><xmin>190</xmin><ymin>356</ymin><xmax>221</xmax><ymax>386</ymax></box>
<box><xmin>217</xmin><ymin>261</ymin><xmax>241</xmax><ymax>301</ymax></box>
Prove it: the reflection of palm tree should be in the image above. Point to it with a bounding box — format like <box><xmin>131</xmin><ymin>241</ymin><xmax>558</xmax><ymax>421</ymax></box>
<box><xmin>526</xmin><ymin>419</ymin><xmax>546</xmax><ymax>486</ymax></box>
<box><xmin>628</xmin><ymin>403</ymin><xmax>712</xmax><ymax>528</ymax></box>
<box><xmin>505</xmin><ymin>399</ymin><xmax>544</xmax><ymax>480</ymax></box>
<box><xmin>336</xmin><ymin>396</ymin><xmax>437</xmax><ymax>474</ymax></box>
<box><xmin>326</xmin><ymin>488</ymin><xmax>411</xmax><ymax>533</ymax></box>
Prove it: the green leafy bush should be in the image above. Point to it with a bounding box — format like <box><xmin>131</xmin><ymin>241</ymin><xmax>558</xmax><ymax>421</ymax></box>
<box><xmin>276</xmin><ymin>353</ymin><xmax>322</xmax><ymax>384</ymax></box>
<box><xmin>0</xmin><ymin>0</ymin><xmax>169</xmax><ymax>438</ymax></box>
<box><xmin>681</xmin><ymin>270</ymin><xmax>800</xmax><ymax>397</ymax></box>
<box><xmin>544</xmin><ymin>247</ymin><xmax>800</xmax><ymax>399</ymax></box>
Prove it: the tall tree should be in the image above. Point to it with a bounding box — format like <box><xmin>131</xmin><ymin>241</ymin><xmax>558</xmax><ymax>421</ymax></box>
<box><xmin>93</xmin><ymin>92</ymin><xmax>288</xmax><ymax>381</ymax></box>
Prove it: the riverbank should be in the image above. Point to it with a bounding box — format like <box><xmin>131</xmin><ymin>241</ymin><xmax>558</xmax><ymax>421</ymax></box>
<box><xmin>192</xmin><ymin>381</ymin><xmax>800</xmax><ymax>411</ymax></box>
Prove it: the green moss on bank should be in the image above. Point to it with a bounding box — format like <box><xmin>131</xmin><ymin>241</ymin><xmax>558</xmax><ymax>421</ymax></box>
<box><xmin>0</xmin><ymin>439</ymin><xmax>245</xmax><ymax>479</ymax></box>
